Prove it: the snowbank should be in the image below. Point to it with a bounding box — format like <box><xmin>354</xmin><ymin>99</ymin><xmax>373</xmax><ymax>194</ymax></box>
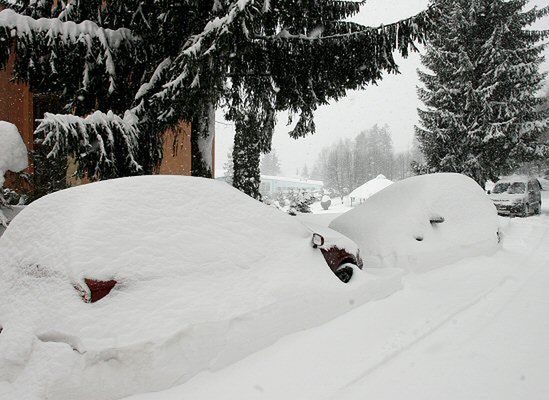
<box><xmin>349</xmin><ymin>174</ymin><xmax>393</xmax><ymax>204</ymax></box>
<box><xmin>0</xmin><ymin>176</ymin><xmax>401</xmax><ymax>400</ymax></box>
<box><xmin>330</xmin><ymin>173</ymin><xmax>499</xmax><ymax>271</ymax></box>
<box><xmin>310</xmin><ymin>196</ymin><xmax>353</xmax><ymax>215</ymax></box>
<box><xmin>0</xmin><ymin>121</ymin><xmax>28</xmax><ymax>187</ymax></box>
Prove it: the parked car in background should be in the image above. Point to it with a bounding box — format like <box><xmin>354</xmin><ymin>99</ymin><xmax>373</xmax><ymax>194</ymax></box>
<box><xmin>488</xmin><ymin>176</ymin><xmax>542</xmax><ymax>217</ymax></box>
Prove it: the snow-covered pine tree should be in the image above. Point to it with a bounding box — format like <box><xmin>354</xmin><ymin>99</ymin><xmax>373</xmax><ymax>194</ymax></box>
<box><xmin>287</xmin><ymin>189</ymin><xmax>314</xmax><ymax>215</ymax></box>
<box><xmin>0</xmin><ymin>0</ymin><xmax>437</xmax><ymax>198</ymax></box>
<box><xmin>416</xmin><ymin>0</ymin><xmax>549</xmax><ymax>187</ymax></box>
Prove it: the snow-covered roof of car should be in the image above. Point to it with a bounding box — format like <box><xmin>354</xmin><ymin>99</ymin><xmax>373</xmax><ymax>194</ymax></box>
<box><xmin>2</xmin><ymin>176</ymin><xmax>318</xmax><ymax>283</ymax></box>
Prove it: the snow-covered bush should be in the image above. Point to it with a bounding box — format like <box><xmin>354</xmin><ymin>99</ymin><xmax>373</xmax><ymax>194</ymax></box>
<box><xmin>286</xmin><ymin>189</ymin><xmax>316</xmax><ymax>215</ymax></box>
<box><xmin>262</xmin><ymin>189</ymin><xmax>317</xmax><ymax>215</ymax></box>
<box><xmin>321</xmin><ymin>195</ymin><xmax>332</xmax><ymax>210</ymax></box>
<box><xmin>0</xmin><ymin>122</ymin><xmax>28</xmax><ymax>227</ymax></box>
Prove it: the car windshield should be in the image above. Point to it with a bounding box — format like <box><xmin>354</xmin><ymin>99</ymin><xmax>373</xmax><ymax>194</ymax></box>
<box><xmin>493</xmin><ymin>183</ymin><xmax>510</xmax><ymax>194</ymax></box>
<box><xmin>493</xmin><ymin>182</ymin><xmax>526</xmax><ymax>194</ymax></box>
<box><xmin>508</xmin><ymin>182</ymin><xmax>526</xmax><ymax>194</ymax></box>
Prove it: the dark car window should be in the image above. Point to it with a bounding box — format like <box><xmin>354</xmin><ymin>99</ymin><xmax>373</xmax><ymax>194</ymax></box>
<box><xmin>529</xmin><ymin>180</ymin><xmax>540</xmax><ymax>192</ymax></box>
<box><xmin>493</xmin><ymin>183</ymin><xmax>510</xmax><ymax>194</ymax></box>
<box><xmin>508</xmin><ymin>182</ymin><xmax>526</xmax><ymax>194</ymax></box>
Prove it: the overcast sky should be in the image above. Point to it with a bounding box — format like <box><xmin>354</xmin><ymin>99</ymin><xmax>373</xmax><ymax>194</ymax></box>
<box><xmin>215</xmin><ymin>0</ymin><xmax>549</xmax><ymax>177</ymax></box>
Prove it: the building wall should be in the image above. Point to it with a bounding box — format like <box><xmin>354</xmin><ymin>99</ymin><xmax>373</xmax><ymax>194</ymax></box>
<box><xmin>158</xmin><ymin>122</ymin><xmax>192</xmax><ymax>176</ymax></box>
<box><xmin>0</xmin><ymin>52</ymin><xmax>34</xmax><ymax>190</ymax></box>
<box><xmin>1</xmin><ymin>60</ymin><xmax>197</xmax><ymax>193</ymax></box>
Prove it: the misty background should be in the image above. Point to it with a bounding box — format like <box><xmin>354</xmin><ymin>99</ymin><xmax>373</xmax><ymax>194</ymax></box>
<box><xmin>215</xmin><ymin>0</ymin><xmax>549</xmax><ymax>179</ymax></box>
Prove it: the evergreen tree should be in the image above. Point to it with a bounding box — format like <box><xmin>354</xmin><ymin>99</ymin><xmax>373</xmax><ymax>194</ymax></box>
<box><xmin>516</xmin><ymin>86</ymin><xmax>549</xmax><ymax>177</ymax></box>
<box><xmin>0</xmin><ymin>0</ymin><xmax>437</xmax><ymax>198</ymax></box>
<box><xmin>287</xmin><ymin>189</ymin><xmax>314</xmax><ymax>215</ymax></box>
<box><xmin>416</xmin><ymin>0</ymin><xmax>549</xmax><ymax>187</ymax></box>
<box><xmin>260</xmin><ymin>149</ymin><xmax>282</xmax><ymax>176</ymax></box>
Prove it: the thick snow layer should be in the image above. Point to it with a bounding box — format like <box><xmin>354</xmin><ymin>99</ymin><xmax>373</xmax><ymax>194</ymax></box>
<box><xmin>0</xmin><ymin>176</ymin><xmax>401</xmax><ymax>400</ymax></box>
<box><xmin>349</xmin><ymin>174</ymin><xmax>393</xmax><ymax>201</ymax></box>
<box><xmin>120</xmin><ymin>193</ymin><xmax>549</xmax><ymax>400</ymax></box>
<box><xmin>0</xmin><ymin>205</ymin><xmax>24</xmax><ymax>237</ymax></box>
<box><xmin>330</xmin><ymin>173</ymin><xmax>500</xmax><ymax>271</ymax></box>
<box><xmin>310</xmin><ymin>196</ymin><xmax>353</xmax><ymax>216</ymax></box>
<box><xmin>0</xmin><ymin>121</ymin><xmax>28</xmax><ymax>187</ymax></box>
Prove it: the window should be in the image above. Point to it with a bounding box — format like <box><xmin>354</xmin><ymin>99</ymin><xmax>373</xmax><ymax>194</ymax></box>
<box><xmin>493</xmin><ymin>183</ymin><xmax>510</xmax><ymax>194</ymax></box>
<box><xmin>508</xmin><ymin>182</ymin><xmax>526</xmax><ymax>194</ymax></box>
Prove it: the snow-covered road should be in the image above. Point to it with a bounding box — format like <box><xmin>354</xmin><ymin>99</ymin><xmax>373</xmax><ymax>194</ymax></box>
<box><xmin>128</xmin><ymin>194</ymin><xmax>549</xmax><ymax>400</ymax></box>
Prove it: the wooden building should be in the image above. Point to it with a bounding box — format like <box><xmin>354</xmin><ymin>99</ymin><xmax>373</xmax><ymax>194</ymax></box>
<box><xmin>0</xmin><ymin>49</ymin><xmax>211</xmax><ymax>193</ymax></box>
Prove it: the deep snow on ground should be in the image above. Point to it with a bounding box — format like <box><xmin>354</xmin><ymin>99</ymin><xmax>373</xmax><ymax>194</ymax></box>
<box><xmin>123</xmin><ymin>191</ymin><xmax>549</xmax><ymax>400</ymax></box>
<box><xmin>310</xmin><ymin>196</ymin><xmax>353</xmax><ymax>215</ymax></box>
<box><xmin>0</xmin><ymin>176</ymin><xmax>402</xmax><ymax>400</ymax></box>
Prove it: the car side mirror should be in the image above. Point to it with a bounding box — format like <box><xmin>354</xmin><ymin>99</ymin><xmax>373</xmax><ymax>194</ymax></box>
<box><xmin>312</xmin><ymin>233</ymin><xmax>325</xmax><ymax>248</ymax></box>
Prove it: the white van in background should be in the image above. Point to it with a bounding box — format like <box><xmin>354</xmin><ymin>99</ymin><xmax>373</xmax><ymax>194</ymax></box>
<box><xmin>488</xmin><ymin>176</ymin><xmax>542</xmax><ymax>217</ymax></box>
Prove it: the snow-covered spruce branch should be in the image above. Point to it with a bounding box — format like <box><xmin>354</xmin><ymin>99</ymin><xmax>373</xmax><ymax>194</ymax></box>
<box><xmin>0</xmin><ymin>8</ymin><xmax>139</xmax><ymax>93</ymax></box>
<box><xmin>0</xmin><ymin>9</ymin><xmax>136</xmax><ymax>48</ymax></box>
<box><xmin>37</xmin><ymin>111</ymin><xmax>142</xmax><ymax>179</ymax></box>
<box><xmin>161</xmin><ymin>0</ymin><xmax>258</xmax><ymax>93</ymax></box>
<box><xmin>251</xmin><ymin>6</ymin><xmax>437</xmax><ymax>49</ymax></box>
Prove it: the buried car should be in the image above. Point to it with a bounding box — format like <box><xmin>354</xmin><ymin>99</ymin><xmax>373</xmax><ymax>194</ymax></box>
<box><xmin>0</xmin><ymin>175</ymin><xmax>372</xmax><ymax>400</ymax></box>
<box><xmin>330</xmin><ymin>173</ymin><xmax>500</xmax><ymax>272</ymax></box>
<box><xmin>488</xmin><ymin>176</ymin><xmax>542</xmax><ymax>217</ymax></box>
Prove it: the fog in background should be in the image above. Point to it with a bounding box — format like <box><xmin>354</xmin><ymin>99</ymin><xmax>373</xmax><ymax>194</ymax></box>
<box><xmin>215</xmin><ymin>0</ymin><xmax>549</xmax><ymax>178</ymax></box>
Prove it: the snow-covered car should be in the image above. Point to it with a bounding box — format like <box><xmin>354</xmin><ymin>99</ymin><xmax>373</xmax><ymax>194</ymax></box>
<box><xmin>488</xmin><ymin>176</ymin><xmax>542</xmax><ymax>217</ymax></box>
<box><xmin>0</xmin><ymin>176</ymin><xmax>371</xmax><ymax>399</ymax></box>
<box><xmin>330</xmin><ymin>173</ymin><xmax>500</xmax><ymax>271</ymax></box>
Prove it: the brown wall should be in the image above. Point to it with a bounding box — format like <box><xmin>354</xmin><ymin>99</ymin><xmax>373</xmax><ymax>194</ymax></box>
<box><xmin>0</xmin><ymin>52</ymin><xmax>34</xmax><ymax>189</ymax></box>
<box><xmin>158</xmin><ymin>122</ymin><xmax>192</xmax><ymax>176</ymax></box>
<box><xmin>0</xmin><ymin>53</ymin><xmax>34</xmax><ymax>155</ymax></box>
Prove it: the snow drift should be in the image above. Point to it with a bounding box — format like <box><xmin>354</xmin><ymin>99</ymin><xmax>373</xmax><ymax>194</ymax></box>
<box><xmin>0</xmin><ymin>176</ymin><xmax>401</xmax><ymax>400</ymax></box>
<box><xmin>330</xmin><ymin>173</ymin><xmax>500</xmax><ymax>271</ymax></box>
<box><xmin>0</xmin><ymin>121</ymin><xmax>28</xmax><ymax>187</ymax></box>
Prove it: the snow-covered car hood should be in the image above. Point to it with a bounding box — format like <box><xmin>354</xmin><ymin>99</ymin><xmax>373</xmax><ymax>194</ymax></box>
<box><xmin>0</xmin><ymin>176</ymin><xmax>400</xmax><ymax>400</ymax></box>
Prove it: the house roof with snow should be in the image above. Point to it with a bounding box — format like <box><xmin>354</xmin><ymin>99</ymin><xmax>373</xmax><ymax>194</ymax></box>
<box><xmin>349</xmin><ymin>174</ymin><xmax>393</xmax><ymax>201</ymax></box>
